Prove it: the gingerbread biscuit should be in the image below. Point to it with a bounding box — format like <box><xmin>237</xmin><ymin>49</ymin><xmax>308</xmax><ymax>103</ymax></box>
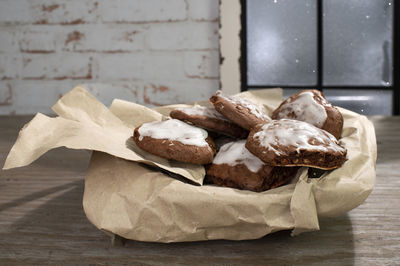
<box><xmin>133</xmin><ymin>119</ymin><xmax>216</xmax><ymax>165</ymax></box>
<box><xmin>210</xmin><ymin>91</ymin><xmax>271</xmax><ymax>131</ymax></box>
<box><xmin>246</xmin><ymin>119</ymin><xmax>347</xmax><ymax>170</ymax></box>
<box><xmin>206</xmin><ymin>140</ymin><xmax>298</xmax><ymax>192</ymax></box>
<box><xmin>170</xmin><ymin>105</ymin><xmax>248</xmax><ymax>139</ymax></box>
<box><xmin>272</xmin><ymin>90</ymin><xmax>343</xmax><ymax>139</ymax></box>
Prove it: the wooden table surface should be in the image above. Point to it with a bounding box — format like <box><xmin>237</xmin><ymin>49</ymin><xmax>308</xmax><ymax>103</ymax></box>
<box><xmin>0</xmin><ymin>115</ymin><xmax>399</xmax><ymax>265</ymax></box>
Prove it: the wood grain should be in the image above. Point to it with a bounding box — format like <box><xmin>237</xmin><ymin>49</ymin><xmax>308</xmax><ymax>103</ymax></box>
<box><xmin>0</xmin><ymin>115</ymin><xmax>399</xmax><ymax>265</ymax></box>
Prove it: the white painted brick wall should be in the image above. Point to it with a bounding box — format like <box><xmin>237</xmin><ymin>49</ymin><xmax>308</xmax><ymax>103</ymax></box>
<box><xmin>22</xmin><ymin>54</ymin><xmax>93</xmax><ymax>79</ymax></box>
<box><xmin>0</xmin><ymin>0</ymin><xmax>98</xmax><ymax>24</ymax></box>
<box><xmin>0</xmin><ymin>82</ymin><xmax>12</xmax><ymax>106</ymax></box>
<box><xmin>0</xmin><ymin>55</ymin><xmax>20</xmax><ymax>79</ymax></box>
<box><xmin>99</xmin><ymin>0</ymin><xmax>187</xmax><ymax>23</ymax></box>
<box><xmin>187</xmin><ymin>0</ymin><xmax>219</xmax><ymax>21</ymax></box>
<box><xmin>146</xmin><ymin>22</ymin><xmax>219</xmax><ymax>50</ymax></box>
<box><xmin>0</xmin><ymin>0</ymin><xmax>220</xmax><ymax>115</ymax></box>
<box><xmin>184</xmin><ymin>50</ymin><xmax>219</xmax><ymax>78</ymax></box>
<box><xmin>19</xmin><ymin>29</ymin><xmax>57</xmax><ymax>53</ymax></box>
<box><xmin>0</xmin><ymin>29</ymin><xmax>18</xmax><ymax>53</ymax></box>
<box><xmin>63</xmin><ymin>25</ymin><xmax>146</xmax><ymax>52</ymax></box>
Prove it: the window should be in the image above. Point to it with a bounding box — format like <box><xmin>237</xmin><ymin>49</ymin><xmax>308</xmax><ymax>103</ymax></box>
<box><xmin>240</xmin><ymin>0</ymin><xmax>398</xmax><ymax>115</ymax></box>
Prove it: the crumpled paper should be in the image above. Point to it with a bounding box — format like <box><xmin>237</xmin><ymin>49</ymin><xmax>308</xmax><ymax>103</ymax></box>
<box><xmin>3</xmin><ymin>86</ymin><xmax>205</xmax><ymax>185</ymax></box>
<box><xmin>3</xmin><ymin>86</ymin><xmax>376</xmax><ymax>242</ymax></box>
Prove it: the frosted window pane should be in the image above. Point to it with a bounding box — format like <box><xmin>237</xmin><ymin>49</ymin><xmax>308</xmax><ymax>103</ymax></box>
<box><xmin>323</xmin><ymin>0</ymin><xmax>393</xmax><ymax>86</ymax></box>
<box><xmin>323</xmin><ymin>89</ymin><xmax>392</xmax><ymax>115</ymax></box>
<box><xmin>247</xmin><ymin>0</ymin><xmax>317</xmax><ymax>86</ymax></box>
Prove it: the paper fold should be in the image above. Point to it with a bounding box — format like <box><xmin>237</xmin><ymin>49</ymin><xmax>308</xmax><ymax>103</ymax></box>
<box><xmin>3</xmin><ymin>86</ymin><xmax>205</xmax><ymax>185</ymax></box>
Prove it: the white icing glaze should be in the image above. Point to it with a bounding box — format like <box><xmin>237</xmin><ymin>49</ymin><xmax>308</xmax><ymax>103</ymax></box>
<box><xmin>138</xmin><ymin>119</ymin><xmax>209</xmax><ymax>147</ymax></box>
<box><xmin>213</xmin><ymin>139</ymin><xmax>264</xmax><ymax>173</ymax></box>
<box><xmin>276</xmin><ymin>91</ymin><xmax>327</xmax><ymax>128</ymax></box>
<box><xmin>176</xmin><ymin>105</ymin><xmax>228</xmax><ymax>120</ymax></box>
<box><xmin>216</xmin><ymin>91</ymin><xmax>270</xmax><ymax>121</ymax></box>
<box><xmin>253</xmin><ymin>119</ymin><xmax>345</xmax><ymax>155</ymax></box>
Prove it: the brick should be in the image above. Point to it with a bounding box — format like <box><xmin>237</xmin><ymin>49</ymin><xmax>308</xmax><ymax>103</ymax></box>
<box><xmin>184</xmin><ymin>50</ymin><xmax>219</xmax><ymax>78</ymax></box>
<box><xmin>95</xmin><ymin>52</ymin><xmax>186</xmax><ymax>80</ymax></box>
<box><xmin>0</xmin><ymin>80</ymin><xmax>77</xmax><ymax>114</ymax></box>
<box><xmin>0</xmin><ymin>1</ymin><xmax>31</xmax><ymax>24</ymax></box>
<box><xmin>0</xmin><ymin>82</ymin><xmax>12</xmax><ymax>105</ymax></box>
<box><xmin>21</xmin><ymin>54</ymin><xmax>92</xmax><ymax>80</ymax></box>
<box><xmin>16</xmin><ymin>24</ymin><xmax>144</xmax><ymax>54</ymax></box>
<box><xmin>80</xmin><ymin>82</ymin><xmax>139</xmax><ymax>107</ymax></box>
<box><xmin>95</xmin><ymin>54</ymin><xmax>144</xmax><ymax>80</ymax></box>
<box><xmin>0</xmin><ymin>55</ymin><xmax>20</xmax><ymax>79</ymax></box>
<box><xmin>0</xmin><ymin>28</ymin><xmax>18</xmax><ymax>53</ymax></box>
<box><xmin>99</xmin><ymin>0</ymin><xmax>186</xmax><ymax>23</ymax></box>
<box><xmin>187</xmin><ymin>0</ymin><xmax>219</xmax><ymax>21</ymax></box>
<box><xmin>141</xmin><ymin>53</ymin><xmax>186</xmax><ymax>80</ymax></box>
<box><xmin>146</xmin><ymin>22</ymin><xmax>219</xmax><ymax>50</ymax></box>
<box><xmin>137</xmin><ymin>79</ymin><xmax>219</xmax><ymax>106</ymax></box>
<box><xmin>0</xmin><ymin>78</ymin><xmax>219</xmax><ymax>114</ymax></box>
<box><xmin>63</xmin><ymin>25</ymin><xmax>145</xmax><ymax>52</ymax></box>
<box><xmin>19</xmin><ymin>27</ymin><xmax>58</xmax><ymax>53</ymax></box>
<box><xmin>0</xmin><ymin>0</ymin><xmax>98</xmax><ymax>25</ymax></box>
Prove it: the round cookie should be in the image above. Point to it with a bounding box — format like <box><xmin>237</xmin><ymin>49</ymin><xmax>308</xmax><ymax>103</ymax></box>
<box><xmin>170</xmin><ymin>105</ymin><xmax>248</xmax><ymax>139</ymax></box>
<box><xmin>206</xmin><ymin>140</ymin><xmax>299</xmax><ymax>192</ymax></box>
<box><xmin>210</xmin><ymin>91</ymin><xmax>271</xmax><ymax>131</ymax></box>
<box><xmin>133</xmin><ymin>119</ymin><xmax>216</xmax><ymax>165</ymax></box>
<box><xmin>272</xmin><ymin>89</ymin><xmax>343</xmax><ymax>139</ymax></box>
<box><xmin>246</xmin><ymin>119</ymin><xmax>347</xmax><ymax>170</ymax></box>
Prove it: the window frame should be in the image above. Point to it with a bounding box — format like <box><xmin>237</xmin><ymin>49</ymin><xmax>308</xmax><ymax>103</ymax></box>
<box><xmin>239</xmin><ymin>0</ymin><xmax>400</xmax><ymax>115</ymax></box>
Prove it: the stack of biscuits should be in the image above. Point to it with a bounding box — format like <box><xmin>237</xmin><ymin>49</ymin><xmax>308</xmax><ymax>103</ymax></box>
<box><xmin>133</xmin><ymin>89</ymin><xmax>347</xmax><ymax>192</ymax></box>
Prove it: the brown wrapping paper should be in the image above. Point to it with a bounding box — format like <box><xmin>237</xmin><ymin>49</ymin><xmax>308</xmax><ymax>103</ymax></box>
<box><xmin>3</xmin><ymin>86</ymin><xmax>376</xmax><ymax>242</ymax></box>
<box><xmin>3</xmin><ymin>86</ymin><xmax>205</xmax><ymax>185</ymax></box>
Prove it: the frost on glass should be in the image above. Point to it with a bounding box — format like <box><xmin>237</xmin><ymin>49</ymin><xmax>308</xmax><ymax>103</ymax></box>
<box><xmin>247</xmin><ymin>0</ymin><xmax>317</xmax><ymax>86</ymax></box>
<box><xmin>323</xmin><ymin>0</ymin><xmax>393</xmax><ymax>86</ymax></box>
<box><xmin>323</xmin><ymin>89</ymin><xmax>393</xmax><ymax>115</ymax></box>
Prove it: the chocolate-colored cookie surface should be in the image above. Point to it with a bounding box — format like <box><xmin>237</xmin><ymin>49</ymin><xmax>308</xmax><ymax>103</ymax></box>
<box><xmin>210</xmin><ymin>91</ymin><xmax>271</xmax><ymax>131</ymax></box>
<box><xmin>170</xmin><ymin>105</ymin><xmax>248</xmax><ymax>139</ymax></box>
<box><xmin>133</xmin><ymin>119</ymin><xmax>216</xmax><ymax>165</ymax></box>
<box><xmin>272</xmin><ymin>89</ymin><xmax>343</xmax><ymax>139</ymax></box>
<box><xmin>246</xmin><ymin>119</ymin><xmax>347</xmax><ymax>170</ymax></box>
<box><xmin>206</xmin><ymin>140</ymin><xmax>298</xmax><ymax>192</ymax></box>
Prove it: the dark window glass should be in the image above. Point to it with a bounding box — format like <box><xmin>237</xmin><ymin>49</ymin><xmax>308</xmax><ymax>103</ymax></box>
<box><xmin>247</xmin><ymin>0</ymin><xmax>317</xmax><ymax>86</ymax></box>
<box><xmin>323</xmin><ymin>0</ymin><xmax>393</xmax><ymax>86</ymax></box>
<box><xmin>244</xmin><ymin>0</ymin><xmax>396</xmax><ymax>115</ymax></box>
<box><xmin>324</xmin><ymin>89</ymin><xmax>393</xmax><ymax>115</ymax></box>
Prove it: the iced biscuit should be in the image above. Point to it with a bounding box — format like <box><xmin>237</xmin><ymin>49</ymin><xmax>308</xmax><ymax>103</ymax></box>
<box><xmin>206</xmin><ymin>140</ymin><xmax>298</xmax><ymax>192</ymax></box>
<box><xmin>133</xmin><ymin>119</ymin><xmax>216</xmax><ymax>165</ymax></box>
<box><xmin>246</xmin><ymin>119</ymin><xmax>347</xmax><ymax>170</ymax></box>
<box><xmin>170</xmin><ymin>105</ymin><xmax>248</xmax><ymax>139</ymax></box>
<box><xmin>272</xmin><ymin>90</ymin><xmax>343</xmax><ymax>139</ymax></box>
<box><xmin>210</xmin><ymin>91</ymin><xmax>271</xmax><ymax>131</ymax></box>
